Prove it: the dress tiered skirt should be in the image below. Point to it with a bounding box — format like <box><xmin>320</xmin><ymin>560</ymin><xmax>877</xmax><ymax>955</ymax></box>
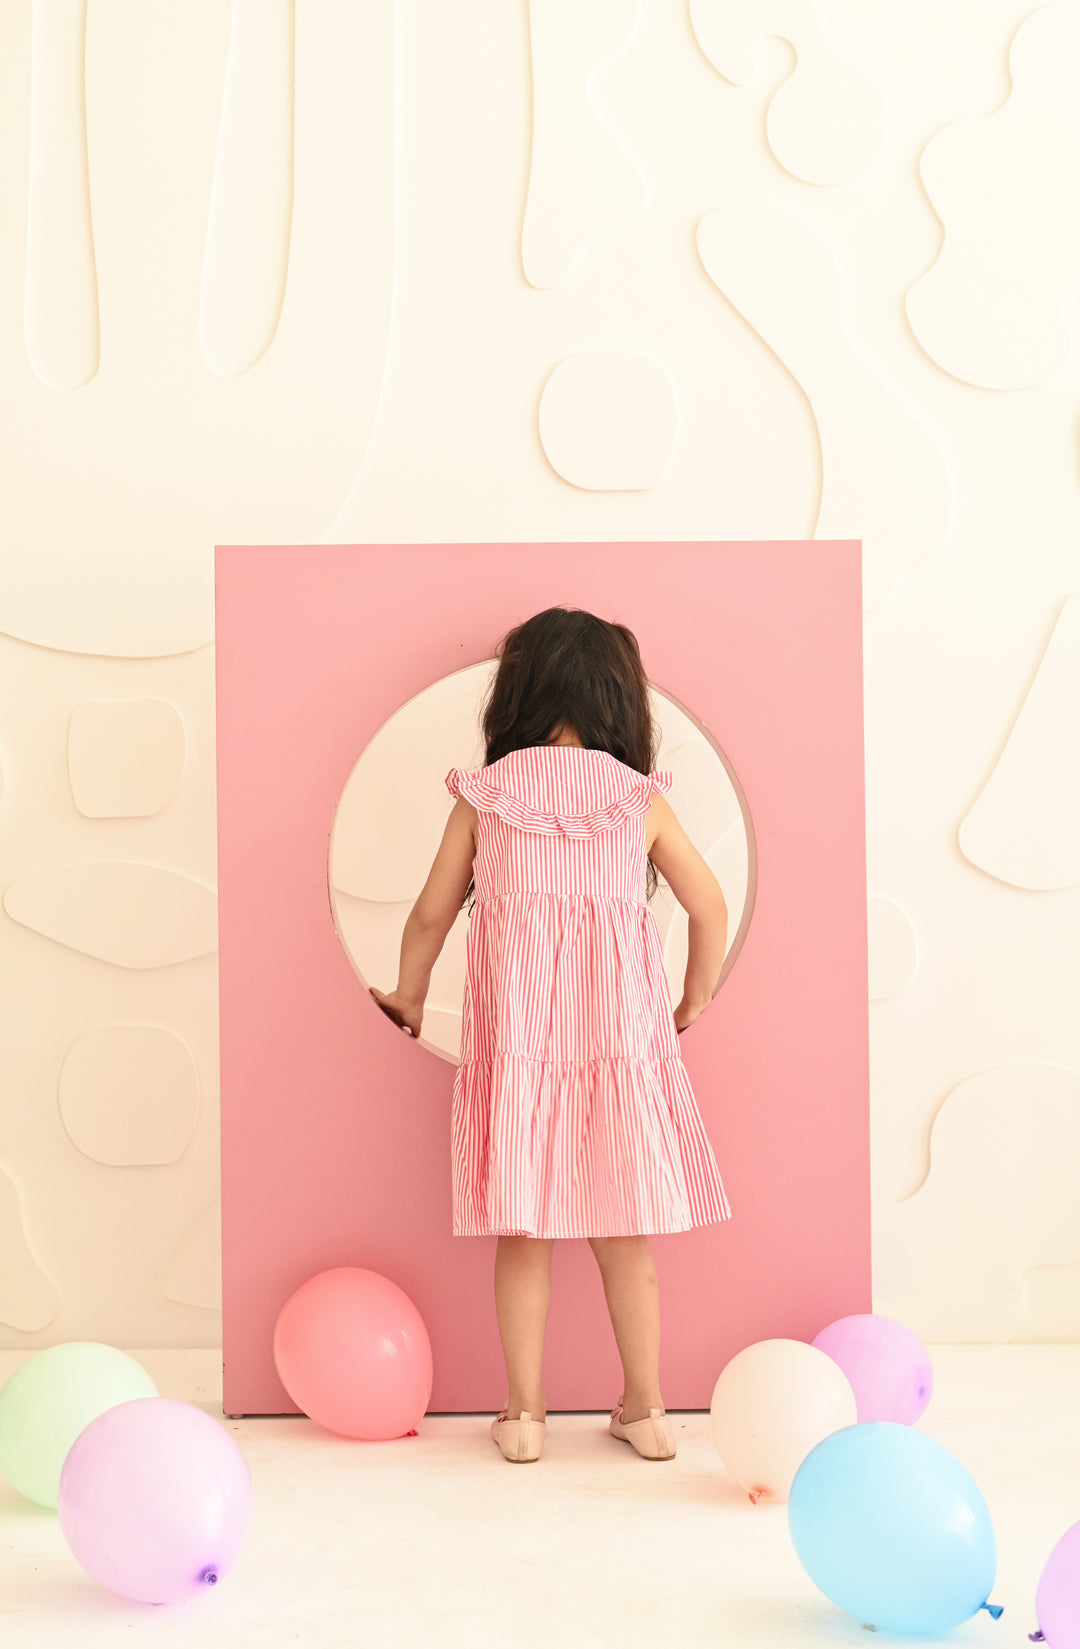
<box><xmin>449</xmin><ymin>888</ymin><xmax>732</xmax><ymax>1239</ymax></box>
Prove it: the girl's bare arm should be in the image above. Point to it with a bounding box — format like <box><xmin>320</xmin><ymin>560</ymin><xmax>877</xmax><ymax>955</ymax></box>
<box><xmin>646</xmin><ymin>792</ymin><xmax>728</xmax><ymax>1027</ymax></box>
<box><xmin>369</xmin><ymin>799</ymin><xmax>478</xmax><ymax>1036</ymax></box>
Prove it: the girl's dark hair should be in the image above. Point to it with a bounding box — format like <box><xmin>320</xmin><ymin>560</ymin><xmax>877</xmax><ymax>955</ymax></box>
<box><xmin>460</xmin><ymin>606</ymin><xmax>662</xmax><ymax>913</ymax></box>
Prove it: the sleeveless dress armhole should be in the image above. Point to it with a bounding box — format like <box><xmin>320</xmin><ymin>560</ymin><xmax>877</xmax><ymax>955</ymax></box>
<box><xmin>445</xmin><ymin>765</ymin><xmax>672</xmax><ymax>837</ymax></box>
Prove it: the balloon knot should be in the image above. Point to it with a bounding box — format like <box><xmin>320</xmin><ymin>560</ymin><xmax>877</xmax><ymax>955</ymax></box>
<box><xmin>200</xmin><ymin>1568</ymin><xmax>219</xmax><ymax>1586</ymax></box>
<box><xmin>1028</xmin><ymin>1634</ymin><xmax>1045</xmax><ymax>1642</ymax></box>
<box><xmin>406</xmin><ymin>1428</ymin><xmax>419</xmax><ymax>1437</ymax></box>
<box><xmin>980</xmin><ymin>1602</ymin><xmax>1004</xmax><ymax>1621</ymax></box>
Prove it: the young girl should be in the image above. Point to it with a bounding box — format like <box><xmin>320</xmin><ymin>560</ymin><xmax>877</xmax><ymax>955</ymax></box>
<box><xmin>370</xmin><ymin>606</ymin><xmax>732</xmax><ymax>1464</ymax></box>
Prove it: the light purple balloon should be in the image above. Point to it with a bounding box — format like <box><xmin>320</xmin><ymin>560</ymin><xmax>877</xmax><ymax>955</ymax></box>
<box><xmin>811</xmin><ymin>1313</ymin><xmax>933</xmax><ymax>1425</ymax></box>
<box><xmin>57</xmin><ymin>1397</ymin><xmax>251</xmax><ymax>1604</ymax></box>
<box><xmin>1035</xmin><ymin>1521</ymin><xmax>1080</xmax><ymax>1649</ymax></box>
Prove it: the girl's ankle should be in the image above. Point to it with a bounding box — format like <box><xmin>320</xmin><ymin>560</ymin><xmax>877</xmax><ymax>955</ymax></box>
<box><xmin>621</xmin><ymin>1395</ymin><xmax>664</xmax><ymax>1417</ymax></box>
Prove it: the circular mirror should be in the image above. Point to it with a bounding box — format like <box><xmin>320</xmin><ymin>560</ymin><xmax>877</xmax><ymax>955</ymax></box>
<box><xmin>329</xmin><ymin>661</ymin><xmax>757</xmax><ymax>1064</ymax></box>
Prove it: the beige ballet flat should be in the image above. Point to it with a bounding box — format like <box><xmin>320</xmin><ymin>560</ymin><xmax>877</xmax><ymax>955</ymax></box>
<box><xmin>491</xmin><ymin>1407</ymin><xmax>546</xmax><ymax>1463</ymax></box>
<box><xmin>609</xmin><ymin>1396</ymin><xmax>676</xmax><ymax>1461</ymax></box>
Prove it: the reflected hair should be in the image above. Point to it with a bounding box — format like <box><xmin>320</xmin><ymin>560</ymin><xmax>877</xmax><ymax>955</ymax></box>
<box><xmin>460</xmin><ymin>606</ymin><xmax>662</xmax><ymax>913</ymax></box>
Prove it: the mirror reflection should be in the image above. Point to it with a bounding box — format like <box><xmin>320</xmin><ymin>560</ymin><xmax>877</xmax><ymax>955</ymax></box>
<box><xmin>329</xmin><ymin>661</ymin><xmax>756</xmax><ymax>1063</ymax></box>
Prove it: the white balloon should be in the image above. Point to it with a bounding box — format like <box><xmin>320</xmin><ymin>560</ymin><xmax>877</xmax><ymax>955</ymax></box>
<box><xmin>710</xmin><ymin>1338</ymin><xmax>857</xmax><ymax>1503</ymax></box>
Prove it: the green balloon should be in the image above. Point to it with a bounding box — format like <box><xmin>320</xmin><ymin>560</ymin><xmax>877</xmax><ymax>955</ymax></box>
<box><xmin>0</xmin><ymin>1342</ymin><xmax>157</xmax><ymax>1508</ymax></box>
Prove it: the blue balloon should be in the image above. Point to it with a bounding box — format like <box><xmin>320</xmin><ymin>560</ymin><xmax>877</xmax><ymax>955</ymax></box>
<box><xmin>788</xmin><ymin>1422</ymin><xmax>1001</xmax><ymax>1634</ymax></box>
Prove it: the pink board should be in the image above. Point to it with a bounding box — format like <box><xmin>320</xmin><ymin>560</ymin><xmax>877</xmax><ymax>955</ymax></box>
<box><xmin>215</xmin><ymin>542</ymin><xmax>869</xmax><ymax>1414</ymax></box>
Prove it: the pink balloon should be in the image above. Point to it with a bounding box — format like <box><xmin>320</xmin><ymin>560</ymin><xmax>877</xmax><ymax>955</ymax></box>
<box><xmin>273</xmin><ymin>1266</ymin><xmax>433</xmax><ymax>1440</ymax></box>
<box><xmin>1035</xmin><ymin>1520</ymin><xmax>1080</xmax><ymax>1649</ymax></box>
<box><xmin>811</xmin><ymin>1313</ymin><xmax>932</xmax><ymax>1424</ymax></box>
<box><xmin>57</xmin><ymin>1398</ymin><xmax>251</xmax><ymax>1604</ymax></box>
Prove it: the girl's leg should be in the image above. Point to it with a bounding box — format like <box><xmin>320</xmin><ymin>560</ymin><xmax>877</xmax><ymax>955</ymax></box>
<box><xmin>588</xmin><ymin>1235</ymin><xmax>664</xmax><ymax>1422</ymax></box>
<box><xmin>494</xmin><ymin>1235</ymin><xmax>554</xmax><ymax>1420</ymax></box>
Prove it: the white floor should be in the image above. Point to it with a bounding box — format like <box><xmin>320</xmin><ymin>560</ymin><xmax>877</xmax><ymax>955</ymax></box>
<box><xmin>2</xmin><ymin>1345</ymin><xmax>1077</xmax><ymax>1646</ymax></box>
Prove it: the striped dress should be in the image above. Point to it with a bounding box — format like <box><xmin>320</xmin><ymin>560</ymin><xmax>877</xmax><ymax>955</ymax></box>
<box><xmin>444</xmin><ymin>744</ymin><xmax>732</xmax><ymax>1239</ymax></box>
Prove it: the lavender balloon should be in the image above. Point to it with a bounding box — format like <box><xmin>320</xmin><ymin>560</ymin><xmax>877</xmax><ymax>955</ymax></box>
<box><xmin>812</xmin><ymin>1314</ymin><xmax>932</xmax><ymax>1425</ymax></box>
<box><xmin>1032</xmin><ymin>1521</ymin><xmax>1080</xmax><ymax>1649</ymax></box>
<box><xmin>57</xmin><ymin>1397</ymin><xmax>251</xmax><ymax>1604</ymax></box>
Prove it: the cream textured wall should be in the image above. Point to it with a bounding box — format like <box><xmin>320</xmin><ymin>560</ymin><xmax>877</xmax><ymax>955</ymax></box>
<box><xmin>2</xmin><ymin>0</ymin><xmax>1079</xmax><ymax>1350</ymax></box>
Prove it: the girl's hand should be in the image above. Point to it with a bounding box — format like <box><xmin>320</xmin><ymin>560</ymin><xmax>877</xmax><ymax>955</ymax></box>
<box><xmin>673</xmin><ymin>995</ymin><xmax>709</xmax><ymax>1035</ymax></box>
<box><xmin>369</xmin><ymin>986</ymin><xmax>423</xmax><ymax>1039</ymax></box>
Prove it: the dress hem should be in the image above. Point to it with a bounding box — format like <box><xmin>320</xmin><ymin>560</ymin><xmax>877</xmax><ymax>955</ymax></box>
<box><xmin>457</xmin><ymin>1051</ymin><xmax>687</xmax><ymax>1068</ymax></box>
<box><xmin>452</xmin><ymin>1208</ymin><xmax>733</xmax><ymax>1240</ymax></box>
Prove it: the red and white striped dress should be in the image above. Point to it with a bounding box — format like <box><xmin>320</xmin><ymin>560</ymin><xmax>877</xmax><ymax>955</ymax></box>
<box><xmin>444</xmin><ymin>744</ymin><xmax>732</xmax><ymax>1239</ymax></box>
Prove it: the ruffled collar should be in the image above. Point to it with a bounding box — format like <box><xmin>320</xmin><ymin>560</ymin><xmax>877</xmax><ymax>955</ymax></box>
<box><xmin>445</xmin><ymin>746</ymin><xmax>672</xmax><ymax>838</ymax></box>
